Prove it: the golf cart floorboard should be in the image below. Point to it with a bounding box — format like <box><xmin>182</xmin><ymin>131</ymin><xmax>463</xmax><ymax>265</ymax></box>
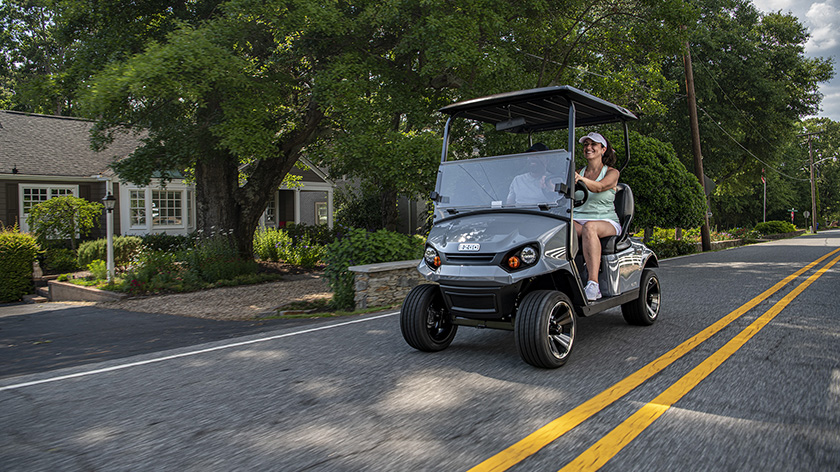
<box><xmin>579</xmin><ymin>288</ymin><xmax>640</xmax><ymax>317</ymax></box>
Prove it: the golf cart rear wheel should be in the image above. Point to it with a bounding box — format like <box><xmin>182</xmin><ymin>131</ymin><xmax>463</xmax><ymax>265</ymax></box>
<box><xmin>400</xmin><ymin>284</ymin><xmax>457</xmax><ymax>352</ymax></box>
<box><xmin>515</xmin><ymin>290</ymin><xmax>576</xmax><ymax>368</ymax></box>
<box><xmin>621</xmin><ymin>269</ymin><xmax>661</xmax><ymax>326</ymax></box>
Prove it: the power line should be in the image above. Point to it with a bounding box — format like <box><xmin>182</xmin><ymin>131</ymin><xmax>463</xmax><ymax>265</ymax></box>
<box><xmin>695</xmin><ymin>104</ymin><xmax>810</xmax><ymax>182</ymax></box>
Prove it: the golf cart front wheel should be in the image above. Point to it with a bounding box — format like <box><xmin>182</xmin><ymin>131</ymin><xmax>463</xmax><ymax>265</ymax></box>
<box><xmin>400</xmin><ymin>284</ymin><xmax>457</xmax><ymax>352</ymax></box>
<box><xmin>515</xmin><ymin>290</ymin><xmax>577</xmax><ymax>368</ymax></box>
<box><xmin>621</xmin><ymin>269</ymin><xmax>661</xmax><ymax>326</ymax></box>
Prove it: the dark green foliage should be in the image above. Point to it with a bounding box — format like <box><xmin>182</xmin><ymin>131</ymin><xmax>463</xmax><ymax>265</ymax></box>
<box><xmin>754</xmin><ymin>220</ymin><xmax>797</xmax><ymax>236</ymax></box>
<box><xmin>646</xmin><ymin>239</ymin><xmax>697</xmax><ymax>259</ymax></box>
<box><xmin>606</xmin><ymin>130</ymin><xmax>707</xmax><ymax>231</ymax></box>
<box><xmin>181</xmin><ymin>236</ymin><xmax>257</xmax><ymax>284</ymax></box>
<box><xmin>77</xmin><ymin>236</ymin><xmax>144</xmax><ymax>268</ymax></box>
<box><xmin>140</xmin><ymin>233</ymin><xmax>196</xmax><ymax>252</ymax></box>
<box><xmin>284</xmin><ymin>223</ymin><xmax>338</xmax><ymax>246</ymax></box>
<box><xmin>0</xmin><ymin>229</ymin><xmax>40</xmax><ymax>302</ymax></box>
<box><xmin>41</xmin><ymin>247</ymin><xmax>79</xmax><ymax>273</ymax></box>
<box><xmin>324</xmin><ymin>228</ymin><xmax>425</xmax><ymax>310</ymax></box>
<box><xmin>334</xmin><ymin>185</ymin><xmax>388</xmax><ymax>232</ymax></box>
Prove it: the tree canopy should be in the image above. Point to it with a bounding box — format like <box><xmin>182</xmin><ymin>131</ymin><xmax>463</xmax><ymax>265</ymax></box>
<box><xmin>1</xmin><ymin>0</ymin><xmax>836</xmax><ymax>251</ymax></box>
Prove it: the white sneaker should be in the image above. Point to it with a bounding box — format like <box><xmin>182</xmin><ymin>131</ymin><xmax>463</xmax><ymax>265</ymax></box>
<box><xmin>584</xmin><ymin>281</ymin><xmax>602</xmax><ymax>301</ymax></box>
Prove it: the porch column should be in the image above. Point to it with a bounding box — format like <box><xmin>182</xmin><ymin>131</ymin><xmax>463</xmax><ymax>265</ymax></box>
<box><xmin>294</xmin><ymin>187</ymin><xmax>301</xmax><ymax>224</ymax></box>
<box><xmin>327</xmin><ymin>188</ymin><xmax>334</xmax><ymax>228</ymax></box>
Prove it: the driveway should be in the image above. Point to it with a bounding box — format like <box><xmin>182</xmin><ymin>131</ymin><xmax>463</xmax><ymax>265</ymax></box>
<box><xmin>0</xmin><ymin>302</ymin><xmax>326</xmax><ymax>380</ymax></box>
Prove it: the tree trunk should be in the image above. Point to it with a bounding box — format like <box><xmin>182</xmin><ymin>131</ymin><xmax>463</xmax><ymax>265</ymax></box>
<box><xmin>380</xmin><ymin>186</ymin><xmax>400</xmax><ymax>232</ymax></box>
<box><xmin>194</xmin><ymin>149</ymin><xmax>248</xmax><ymax>253</ymax></box>
<box><xmin>194</xmin><ymin>100</ymin><xmax>326</xmax><ymax>260</ymax></box>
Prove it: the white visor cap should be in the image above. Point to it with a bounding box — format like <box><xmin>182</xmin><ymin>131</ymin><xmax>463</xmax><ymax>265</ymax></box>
<box><xmin>578</xmin><ymin>132</ymin><xmax>607</xmax><ymax>147</ymax></box>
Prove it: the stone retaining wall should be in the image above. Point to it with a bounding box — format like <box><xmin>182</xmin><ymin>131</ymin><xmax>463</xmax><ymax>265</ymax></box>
<box><xmin>347</xmin><ymin>260</ymin><xmax>426</xmax><ymax>310</ymax></box>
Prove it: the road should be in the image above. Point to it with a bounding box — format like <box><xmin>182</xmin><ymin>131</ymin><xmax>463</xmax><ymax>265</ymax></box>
<box><xmin>2</xmin><ymin>231</ymin><xmax>839</xmax><ymax>471</ymax></box>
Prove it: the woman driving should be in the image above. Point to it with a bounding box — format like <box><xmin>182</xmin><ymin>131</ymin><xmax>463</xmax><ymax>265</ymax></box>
<box><xmin>574</xmin><ymin>132</ymin><xmax>621</xmax><ymax>301</ymax></box>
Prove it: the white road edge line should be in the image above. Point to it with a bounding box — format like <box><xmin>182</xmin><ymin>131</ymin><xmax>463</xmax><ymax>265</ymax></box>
<box><xmin>0</xmin><ymin>311</ymin><xmax>399</xmax><ymax>392</ymax></box>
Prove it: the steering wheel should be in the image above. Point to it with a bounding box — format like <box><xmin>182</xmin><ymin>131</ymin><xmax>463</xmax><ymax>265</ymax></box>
<box><xmin>573</xmin><ymin>181</ymin><xmax>589</xmax><ymax>208</ymax></box>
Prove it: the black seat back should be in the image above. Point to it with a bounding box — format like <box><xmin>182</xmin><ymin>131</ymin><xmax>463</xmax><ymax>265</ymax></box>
<box><xmin>600</xmin><ymin>183</ymin><xmax>634</xmax><ymax>254</ymax></box>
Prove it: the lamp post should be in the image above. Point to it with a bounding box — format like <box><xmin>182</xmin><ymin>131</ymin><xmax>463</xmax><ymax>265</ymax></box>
<box><xmin>102</xmin><ymin>193</ymin><xmax>116</xmax><ymax>283</ymax></box>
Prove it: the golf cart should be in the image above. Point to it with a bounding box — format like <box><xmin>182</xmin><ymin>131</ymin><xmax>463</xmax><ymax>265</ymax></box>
<box><xmin>399</xmin><ymin>86</ymin><xmax>660</xmax><ymax>368</ymax></box>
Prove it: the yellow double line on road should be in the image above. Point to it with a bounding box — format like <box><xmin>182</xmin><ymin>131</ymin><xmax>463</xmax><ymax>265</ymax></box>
<box><xmin>471</xmin><ymin>247</ymin><xmax>840</xmax><ymax>472</ymax></box>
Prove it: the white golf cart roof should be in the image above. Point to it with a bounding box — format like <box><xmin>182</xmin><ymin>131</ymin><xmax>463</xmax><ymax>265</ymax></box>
<box><xmin>439</xmin><ymin>86</ymin><xmax>637</xmax><ymax>133</ymax></box>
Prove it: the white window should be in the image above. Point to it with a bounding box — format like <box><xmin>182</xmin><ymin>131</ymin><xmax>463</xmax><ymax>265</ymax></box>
<box><xmin>266</xmin><ymin>194</ymin><xmax>277</xmax><ymax>226</ymax></box>
<box><xmin>19</xmin><ymin>184</ymin><xmax>78</xmax><ymax>233</ymax></box>
<box><xmin>316</xmin><ymin>202</ymin><xmax>328</xmax><ymax>225</ymax></box>
<box><xmin>152</xmin><ymin>190</ymin><xmax>183</xmax><ymax>227</ymax></box>
<box><xmin>120</xmin><ymin>183</ymin><xmax>194</xmax><ymax>235</ymax></box>
<box><xmin>129</xmin><ymin>189</ymin><xmax>146</xmax><ymax>227</ymax></box>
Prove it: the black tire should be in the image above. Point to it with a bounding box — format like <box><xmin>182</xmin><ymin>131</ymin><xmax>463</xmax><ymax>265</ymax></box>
<box><xmin>400</xmin><ymin>284</ymin><xmax>457</xmax><ymax>352</ymax></box>
<box><xmin>621</xmin><ymin>269</ymin><xmax>661</xmax><ymax>326</ymax></box>
<box><xmin>515</xmin><ymin>290</ymin><xmax>577</xmax><ymax>368</ymax></box>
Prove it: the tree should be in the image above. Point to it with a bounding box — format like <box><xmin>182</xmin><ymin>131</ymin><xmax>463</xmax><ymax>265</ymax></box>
<box><xmin>26</xmin><ymin>196</ymin><xmax>102</xmax><ymax>250</ymax></box>
<box><xmin>313</xmin><ymin>0</ymin><xmax>697</xmax><ymax>231</ymax></box>
<box><xmin>608</xmin><ymin>130</ymin><xmax>707</xmax><ymax>232</ymax></box>
<box><xmin>800</xmin><ymin>118</ymin><xmax>840</xmax><ymax>227</ymax></box>
<box><xmin>638</xmin><ymin>0</ymin><xmax>834</xmax><ymax>227</ymax></box>
<box><xmin>0</xmin><ymin>0</ymin><xmax>73</xmax><ymax>114</ymax></box>
<box><xmin>80</xmin><ymin>0</ymin><xmax>340</xmax><ymax>258</ymax></box>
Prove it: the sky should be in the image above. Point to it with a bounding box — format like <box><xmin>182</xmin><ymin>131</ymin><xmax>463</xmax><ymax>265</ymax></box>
<box><xmin>751</xmin><ymin>0</ymin><xmax>840</xmax><ymax>121</ymax></box>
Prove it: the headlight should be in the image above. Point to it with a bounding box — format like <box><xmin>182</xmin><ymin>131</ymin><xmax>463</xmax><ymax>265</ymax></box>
<box><xmin>520</xmin><ymin>246</ymin><xmax>538</xmax><ymax>264</ymax></box>
<box><xmin>503</xmin><ymin>244</ymin><xmax>539</xmax><ymax>271</ymax></box>
<box><xmin>424</xmin><ymin>247</ymin><xmax>441</xmax><ymax>269</ymax></box>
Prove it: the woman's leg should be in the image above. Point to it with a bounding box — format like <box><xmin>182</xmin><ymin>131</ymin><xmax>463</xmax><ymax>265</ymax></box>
<box><xmin>580</xmin><ymin>221</ymin><xmax>618</xmax><ymax>283</ymax></box>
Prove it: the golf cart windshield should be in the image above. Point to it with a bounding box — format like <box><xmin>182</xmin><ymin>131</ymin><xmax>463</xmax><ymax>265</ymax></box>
<box><xmin>433</xmin><ymin>149</ymin><xmax>573</xmax><ymax>219</ymax></box>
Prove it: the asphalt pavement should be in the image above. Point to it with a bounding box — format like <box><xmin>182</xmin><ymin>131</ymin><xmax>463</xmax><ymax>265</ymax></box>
<box><xmin>0</xmin><ymin>302</ymin><xmax>326</xmax><ymax>380</ymax></box>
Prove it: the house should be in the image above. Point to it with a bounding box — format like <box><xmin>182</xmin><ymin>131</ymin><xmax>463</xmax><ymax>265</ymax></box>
<box><xmin>0</xmin><ymin>110</ymin><xmax>335</xmax><ymax>238</ymax></box>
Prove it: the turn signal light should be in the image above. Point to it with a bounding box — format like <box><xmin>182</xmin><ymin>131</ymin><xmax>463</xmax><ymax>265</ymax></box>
<box><xmin>507</xmin><ymin>256</ymin><xmax>521</xmax><ymax>269</ymax></box>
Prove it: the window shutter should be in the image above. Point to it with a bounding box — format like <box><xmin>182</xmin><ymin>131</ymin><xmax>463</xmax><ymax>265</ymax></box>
<box><xmin>5</xmin><ymin>183</ymin><xmax>19</xmax><ymax>227</ymax></box>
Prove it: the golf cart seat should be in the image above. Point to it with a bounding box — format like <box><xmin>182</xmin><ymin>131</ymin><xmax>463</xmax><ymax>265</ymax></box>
<box><xmin>600</xmin><ymin>183</ymin><xmax>634</xmax><ymax>255</ymax></box>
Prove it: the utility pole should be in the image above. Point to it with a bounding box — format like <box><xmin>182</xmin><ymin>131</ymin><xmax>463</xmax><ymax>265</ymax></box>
<box><xmin>798</xmin><ymin>132</ymin><xmax>821</xmax><ymax>233</ymax></box>
<box><xmin>683</xmin><ymin>39</ymin><xmax>712</xmax><ymax>251</ymax></box>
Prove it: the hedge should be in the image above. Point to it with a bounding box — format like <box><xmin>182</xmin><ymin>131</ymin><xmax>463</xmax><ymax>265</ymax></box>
<box><xmin>324</xmin><ymin>228</ymin><xmax>425</xmax><ymax>310</ymax></box>
<box><xmin>77</xmin><ymin>236</ymin><xmax>144</xmax><ymax>269</ymax></box>
<box><xmin>0</xmin><ymin>230</ymin><xmax>40</xmax><ymax>303</ymax></box>
<box><xmin>754</xmin><ymin>220</ymin><xmax>797</xmax><ymax>236</ymax></box>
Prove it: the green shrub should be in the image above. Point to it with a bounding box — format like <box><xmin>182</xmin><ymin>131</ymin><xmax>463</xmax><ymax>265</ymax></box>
<box><xmin>278</xmin><ymin>236</ymin><xmax>325</xmax><ymax>269</ymax></box>
<box><xmin>141</xmin><ymin>232</ymin><xmax>195</xmax><ymax>252</ymax></box>
<box><xmin>0</xmin><ymin>229</ymin><xmax>41</xmax><ymax>302</ymax></box>
<box><xmin>26</xmin><ymin>195</ymin><xmax>102</xmax><ymax>250</ymax></box>
<box><xmin>324</xmin><ymin>228</ymin><xmax>425</xmax><ymax>310</ymax></box>
<box><xmin>754</xmin><ymin>220</ymin><xmax>796</xmax><ymax>236</ymax></box>
<box><xmin>123</xmin><ymin>250</ymin><xmax>185</xmax><ymax>295</ymax></box>
<box><xmin>77</xmin><ymin>236</ymin><xmax>144</xmax><ymax>268</ymax></box>
<box><xmin>182</xmin><ymin>236</ymin><xmax>257</xmax><ymax>283</ymax></box>
<box><xmin>253</xmin><ymin>227</ymin><xmax>291</xmax><ymax>261</ymax></box>
<box><xmin>647</xmin><ymin>238</ymin><xmax>697</xmax><ymax>259</ymax></box>
<box><xmin>86</xmin><ymin>259</ymin><xmax>108</xmax><ymax>280</ymax></box>
<box><xmin>285</xmin><ymin>223</ymin><xmax>338</xmax><ymax>246</ymax></box>
<box><xmin>42</xmin><ymin>247</ymin><xmax>79</xmax><ymax>273</ymax></box>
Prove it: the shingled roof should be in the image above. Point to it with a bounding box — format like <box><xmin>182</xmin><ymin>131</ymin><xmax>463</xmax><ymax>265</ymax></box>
<box><xmin>0</xmin><ymin>110</ymin><xmax>141</xmax><ymax>178</ymax></box>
